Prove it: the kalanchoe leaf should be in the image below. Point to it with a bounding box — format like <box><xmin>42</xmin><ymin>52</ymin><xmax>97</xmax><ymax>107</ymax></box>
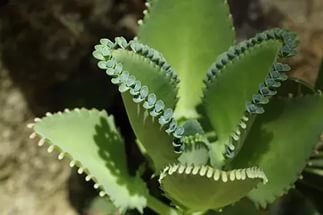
<box><xmin>174</xmin><ymin>119</ymin><xmax>210</xmax><ymax>166</ymax></box>
<box><xmin>177</xmin><ymin>141</ymin><xmax>209</xmax><ymax>165</ymax></box>
<box><xmin>93</xmin><ymin>38</ymin><xmax>182</xmax><ymax>171</ymax></box>
<box><xmin>301</xmin><ymin>137</ymin><xmax>323</xmax><ymax>186</ymax></box>
<box><xmin>203</xmin><ymin>29</ymin><xmax>297</xmax><ymax>167</ymax></box>
<box><xmin>159</xmin><ymin>164</ymin><xmax>267</xmax><ymax>213</ymax></box>
<box><xmin>123</xmin><ymin>92</ymin><xmax>180</xmax><ymax>171</ymax></box>
<box><xmin>213</xmin><ymin>199</ymin><xmax>262</xmax><ymax>215</ymax></box>
<box><xmin>231</xmin><ymin>94</ymin><xmax>323</xmax><ymax>207</ymax></box>
<box><xmin>307</xmin><ymin>159</ymin><xmax>323</xmax><ymax>169</ymax></box>
<box><xmin>210</xmin><ymin>114</ymin><xmax>256</xmax><ymax>168</ymax></box>
<box><xmin>182</xmin><ymin>119</ymin><xmax>205</xmax><ymax>136</ymax></box>
<box><xmin>28</xmin><ymin>0</ymin><xmax>321</xmax><ymax>212</ymax></box>
<box><xmin>29</xmin><ymin>109</ymin><xmax>148</xmax><ymax>212</ymax></box>
<box><xmin>177</xmin><ymin>134</ymin><xmax>210</xmax><ymax>166</ymax></box>
<box><xmin>92</xmin><ymin>39</ymin><xmax>179</xmax><ymax>104</ymax></box>
<box><xmin>138</xmin><ymin>0</ymin><xmax>235</xmax><ymax>118</ymax></box>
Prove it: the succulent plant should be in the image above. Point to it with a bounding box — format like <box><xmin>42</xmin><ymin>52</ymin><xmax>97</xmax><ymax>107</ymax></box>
<box><xmin>28</xmin><ymin>0</ymin><xmax>323</xmax><ymax>214</ymax></box>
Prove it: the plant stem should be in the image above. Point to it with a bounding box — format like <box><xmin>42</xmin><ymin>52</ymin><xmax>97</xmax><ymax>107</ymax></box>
<box><xmin>147</xmin><ymin>195</ymin><xmax>179</xmax><ymax>215</ymax></box>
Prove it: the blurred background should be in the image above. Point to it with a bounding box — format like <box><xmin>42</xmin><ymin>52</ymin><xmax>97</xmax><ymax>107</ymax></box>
<box><xmin>0</xmin><ymin>0</ymin><xmax>322</xmax><ymax>214</ymax></box>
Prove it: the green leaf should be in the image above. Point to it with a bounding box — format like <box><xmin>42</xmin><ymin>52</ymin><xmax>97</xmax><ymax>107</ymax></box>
<box><xmin>303</xmin><ymin>139</ymin><xmax>323</xmax><ymax>190</ymax></box>
<box><xmin>85</xmin><ymin>197</ymin><xmax>120</xmax><ymax>215</ymax></box>
<box><xmin>203</xmin><ymin>29</ymin><xmax>298</xmax><ymax>167</ymax></box>
<box><xmin>305</xmin><ymin>168</ymin><xmax>323</xmax><ymax>177</ymax></box>
<box><xmin>269</xmin><ymin>190</ymin><xmax>321</xmax><ymax>215</ymax></box>
<box><xmin>177</xmin><ymin>119</ymin><xmax>209</xmax><ymax>166</ymax></box>
<box><xmin>138</xmin><ymin>0</ymin><xmax>235</xmax><ymax>118</ymax></box>
<box><xmin>112</xmin><ymin>49</ymin><xmax>178</xmax><ymax>108</ymax></box>
<box><xmin>212</xmin><ymin>199</ymin><xmax>267</xmax><ymax>215</ymax></box>
<box><xmin>230</xmin><ymin>95</ymin><xmax>323</xmax><ymax>207</ymax></box>
<box><xmin>93</xmin><ymin>38</ymin><xmax>182</xmax><ymax>172</ymax></box>
<box><xmin>203</xmin><ymin>38</ymin><xmax>281</xmax><ymax>142</ymax></box>
<box><xmin>159</xmin><ymin>164</ymin><xmax>267</xmax><ymax>213</ymax></box>
<box><xmin>122</xmin><ymin>93</ymin><xmax>178</xmax><ymax>172</ymax></box>
<box><xmin>93</xmin><ymin>38</ymin><xmax>178</xmax><ymax>108</ymax></box>
<box><xmin>203</xmin><ymin>42</ymin><xmax>281</xmax><ymax>167</ymax></box>
<box><xmin>315</xmin><ymin>59</ymin><xmax>323</xmax><ymax>90</ymax></box>
<box><xmin>30</xmin><ymin>109</ymin><xmax>148</xmax><ymax>212</ymax></box>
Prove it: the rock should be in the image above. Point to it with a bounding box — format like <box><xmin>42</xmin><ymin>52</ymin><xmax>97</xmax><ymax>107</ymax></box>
<box><xmin>0</xmin><ymin>0</ymin><xmax>141</xmax><ymax>214</ymax></box>
<box><xmin>0</xmin><ymin>58</ymin><xmax>77</xmax><ymax>215</ymax></box>
<box><xmin>261</xmin><ymin>0</ymin><xmax>323</xmax><ymax>85</ymax></box>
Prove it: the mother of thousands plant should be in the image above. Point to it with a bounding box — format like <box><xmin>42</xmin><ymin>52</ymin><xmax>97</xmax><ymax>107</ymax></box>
<box><xmin>28</xmin><ymin>0</ymin><xmax>323</xmax><ymax>214</ymax></box>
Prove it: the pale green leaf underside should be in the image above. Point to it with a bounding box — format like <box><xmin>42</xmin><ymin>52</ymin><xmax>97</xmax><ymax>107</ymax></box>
<box><xmin>214</xmin><ymin>199</ymin><xmax>266</xmax><ymax>215</ymax></box>
<box><xmin>203</xmin><ymin>40</ymin><xmax>281</xmax><ymax>144</ymax></box>
<box><xmin>122</xmin><ymin>93</ymin><xmax>177</xmax><ymax>172</ymax></box>
<box><xmin>231</xmin><ymin>95</ymin><xmax>323</xmax><ymax>207</ymax></box>
<box><xmin>138</xmin><ymin>0</ymin><xmax>235</xmax><ymax>118</ymax></box>
<box><xmin>33</xmin><ymin>109</ymin><xmax>148</xmax><ymax>212</ymax></box>
<box><xmin>93</xmin><ymin>39</ymin><xmax>180</xmax><ymax>172</ymax></box>
<box><xmin>111</xmin><ymin>49</ymin><xmax>179</xmax><ymax>172</ymax></box>
<box><xmin>159</xmin><ymin>164</ymin><xmax>267</xmax><ymax>213</ymax></box>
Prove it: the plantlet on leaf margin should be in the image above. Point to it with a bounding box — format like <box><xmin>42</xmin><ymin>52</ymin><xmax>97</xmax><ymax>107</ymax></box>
<box><xmin>27</xmin><ymin>0</ymin><xmax>323</xmax><ymax>214</ymax></box>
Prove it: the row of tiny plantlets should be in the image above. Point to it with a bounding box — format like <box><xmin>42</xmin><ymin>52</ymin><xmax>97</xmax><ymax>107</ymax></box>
<box><xmin>204</xmin><ymin>29</ymin><xmax>298</xmax><ymax>160</ymax></box>
<box><xmin>306</xmin><ymin>133</ymin><xmax>323</xmax><ymax>173</ymax></box>
<box><xmin>159</xmin><ymin>164</ymin><xmax>268</xmax><ymax>184</ymax></box>
<box><xmin>93</xmin><ymin>37</ymin><xmax>185</xmax><ymax>153</ymax></box>
<box><xmin>179</xmin><ymin>133</ymin><xmax>209</xmax><ymax>152</ymax></box>
<box><xmin>94</xmin><ymin>37</ymin><xmax>179</xmax><ymax>86</ymax></box>
<box><xmin>223</xmin><ymin>63</ymin><xmax>291</xmax><ymax>158</ymax></box>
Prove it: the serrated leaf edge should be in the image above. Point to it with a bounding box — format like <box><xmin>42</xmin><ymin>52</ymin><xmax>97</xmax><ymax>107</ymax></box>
<box><xmin>250</xmin><ymin>95</ymin><xmax>323</xmax><ymax>208</ymax></box>
<box><xmin>93</xmin><ymin>38</ymin><xmax>186</xmax><ymax>153</ymax></box>
<box><xmin>204</xmin><ymin>29</ymin><xmax>298</xmax><ymax>159</ymax></box>
<box><xmin>27</xmin><ymin>108</ymin><xmax>113</xmax><ymax>200</ymax></box>
<box><xmin>158</xmin><ymin>163</ymin><xmax>268</xmax><ymax>184</ymax></box>
<box><xmin>93</xmin><ymin>37</ymin><xmax>179</xmax><ymax>87</ymax></box>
